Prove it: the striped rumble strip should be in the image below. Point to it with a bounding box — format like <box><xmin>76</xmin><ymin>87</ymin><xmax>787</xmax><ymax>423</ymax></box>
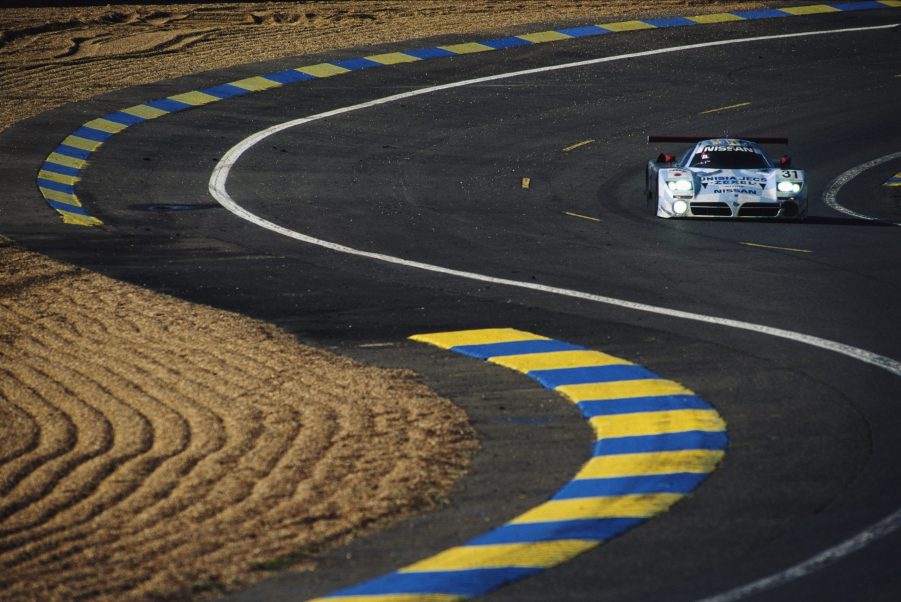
<box><xmin>308</xmin><ymin>328</ymin><xmax>727</xmax><ymax>601</ymax></box>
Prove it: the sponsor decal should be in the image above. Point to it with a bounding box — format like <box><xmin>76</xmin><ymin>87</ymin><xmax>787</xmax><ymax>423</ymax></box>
<box><xmin>700</xmin><ymin>175</ymin><xmax>767</xmax><ymax>186</ymax></box>
<box><xmin>711</xmin><ymin>187</ymin><xmax>760</xmax><ymax>195</ymax></box>
<box><xmin>701</xmin><ymin>145</ymin><xmax>756</xmax><ymax>153</ymax></box>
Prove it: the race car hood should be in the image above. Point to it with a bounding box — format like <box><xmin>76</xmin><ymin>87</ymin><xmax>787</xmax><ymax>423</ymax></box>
<box><xmin>691</xmin><ymin>169</ymin><xmax>776</xmax><ymax>202</ymax></box>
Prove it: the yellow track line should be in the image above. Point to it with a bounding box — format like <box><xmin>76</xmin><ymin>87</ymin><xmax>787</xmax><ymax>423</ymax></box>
<box><xmin>740</xmin><ymin>241</ymin><xmax>812</xmax><ymax>253</ymax></box>
<box><xmin>699</xmin><ymin>101</ymin><xmax>752</xmax><ymax>115</ymax></box>
<box><xmin>563</xmin><ymin>211</ymin><xmax>602</xmax><ymax>222</ymax></box>
<box><xmin>562</xmin><ymin>139</ymin><xmax>595</xmax><ymax>152</ymax></box>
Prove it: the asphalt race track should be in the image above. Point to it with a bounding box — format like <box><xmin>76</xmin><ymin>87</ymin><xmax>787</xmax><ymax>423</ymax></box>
<box><xmin>2</xmin><ymin>7</ymin><xmax>901</xmax><ymax>602</ymax></box>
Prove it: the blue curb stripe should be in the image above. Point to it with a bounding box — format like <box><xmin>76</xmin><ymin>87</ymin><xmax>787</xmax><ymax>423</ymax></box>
<box><xmin>41</xmin><ymin>162</ymin><xmax>81</xmax><ymax>177</ymax></box>
<box><xmin>201</xmin><ymin>83</ymin><xmax>253</xmax><ymax>99</ymax></box>
<box><xmin>558</xmin><ymin>25</ymin><xmax>612</xmax><ymax>38</ymax></box>
<box><xmin>263</xmin><ymin>69</ymin><xmax>317</xmax><ymax>84</ymax></box>
<box><xmin>466</xmin><ymin>518</ymin><xmax>645</xmax><ymax>545</ymax></box>
<box><xmin>529</xmin><ymin>364</ymin><xmax>659</xmax><ymax>388</ymax></box>
<box><xmin>405</xmin><ymin>46</ymin><xmax>458</xmax><ymax>60</ymax></box>
<box><xmin>644</xmin><ymin>16</ymin><xmax>698</xmax><ymax>28</ymax></box>
<box><xmin>103</xmin><ymin>111</ymin><xmax>147</xmax><ymax>126</ymax></box>
<box><xmin>144</xmin><ymin>98</ymin><xmax>191</xmax><ymax>113</ymax></box>
<box><xmin>452</xmin><ymin>339</ymin><xmax>585</xmax><ymax>358</ymax></box>
<box><xmin>53</xmin><ymin>144</ymin><xmax>92</xmax><ymax>161</ymax></box>
<box><xmin>578</xmin><ymin>394</ymin><xmax>712</xmax><ymax>417</ymax></box>
<box><xmin>37</xmin><ymin>178</ymin><xmax>76</xmax><ymax>194</ymax></box>
<box><xmin>38</xmin><ymin>1</ymin><xmax>899</xmax><ymax>226</ymax></box>
<box><xmin>326</xmin><ymin>568</ymin><xmax>542</xmax><ymax>598</ymax></box>
<box><xmin>553</xmin><ymin>473</ymin><xmax>710</xmax><ymax>499</ymax></box>
<box><xmin>735</xmin><ymin>8</ymin><xmax>791</xmax><ymax>19</ymax></box>
<box><xmin>482</xmin><ymin>36</ymin><xmax>535</xmax><ymax>49</ymax></box>
<box><xmin>833</xmin><ymin>0</ymin><xmax>886</xmax><ymax>8</ymax></box>
<box><xmin>332</xmin><ymin>57</ymin><xmax>383</xmax><ymax>71</ymax></box>
<box><xmin>46</xmin><ymin>199</ymin><xmax>91</xmax><ymax>216</ymax></box>
<box><xmin>593</xmin><ymin>431</ymin><xmax>730</xmax><ymax>456</ymax></box>
<box><xmin>71</xmin><ymin>126</ymin><xmax>114</xmax><ymax>143</ymax></box>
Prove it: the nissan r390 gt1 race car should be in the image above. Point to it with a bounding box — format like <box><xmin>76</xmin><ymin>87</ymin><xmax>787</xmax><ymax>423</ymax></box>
<box><xmin>646</xmin><ymin>136</ymin><xmax>807</xmax><ymax>219</ymax></box>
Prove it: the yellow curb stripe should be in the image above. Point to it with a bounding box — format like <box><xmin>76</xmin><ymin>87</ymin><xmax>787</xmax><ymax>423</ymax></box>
<box><xmin>440</xmin><ymin>42</ymin><xmax>495</xmax><ymax>55</ymax></box>
<box><xmin>557</xmin><ymin>379</ymin><xmax>694</xmax><ymax>403</ymax></box>
<box><xmin>511</xmin><ymin>493</ymin><xmax>684</xmax><ymax>523</ymax></box>
<box><xmin>517</xmin><ymin>31</ymin><xmax>572</xmax><ymax>44</ymax></box>
<box><xmin>366</xmin><ymin>52</ymin><xmax>422</xmax><ymax>65</ymax></box>
<box><xmin>296</xmin><ymin>62</ymin><xmax>351</xmax><ymax>78</ymax></box>
<box><xmin>688</xmin><ymin>13</ymin><xmax>745</xmax><ymax>24</ymax></box>
<box><xmin>59</xmin><ymin>211</ymin><xmax>103</xmax><ymax>227</ymax></box>
<box><xmin>577</xmin><ymin>450</ymin><xmax>726</xmax><ymax>479</ymax></box>
<box><xmin>39</xmin><ymin>188</ymin><xmax>79</xmax><ymax>204</ymax></box>
<box><xmin>780</xmin><ymin>4</ymin><xmax>841</xmax><ymax>15</ymax></box>
<box><xmin>62</xmin><ymin>135</ymin><xmax>103</xmax><ymax>152</ymax></box>
<box><xmin>490</xmin><ymin>350</ymin><xmax>631</xmax><ymax>373</ymax></box>
<box><xmin>46</xmin><ymin>152</ymin><xmax>86</xmax><ymax>170</ymax></box>
<box><xmin>122</xmin><ymin>103</ymin><xmax>169</xmax><ymax>119</ymax></box>
<box><xmin>400</xmin><ymin>540</ymin><xmax>596</xmax><ymax>572</ymax></box>
<box><xmin>82</xmin><ymin>118</ymin><xmax>127</xmax><ymax>134</ymax></box>
<box><xmin>38</xmin><ymin>170</ymin><xmax>79</xmax><ymax>186</ymax></box>
<box><xmin>229</xmin><ymin>76</ymin><xmax>283</xmax><ymax>92</ymax></box>
<box><xmin>168</xmin><ymin>90</ymin><xmax>221</xmax><ymax>106</ymax></box>
<box><xmin>597</xmin><ymin>20</ymin><xmax>656</xmax><ymax>32</ymax></box>
<box><xmin>409</xmin><ymin>328</ymin><xmax>547</xmax><ymax>349</ymax></box>
<box><xmin>590</xmin><ymin>409</ymin><xmax>726</xmax><ymax>439</ymax></box>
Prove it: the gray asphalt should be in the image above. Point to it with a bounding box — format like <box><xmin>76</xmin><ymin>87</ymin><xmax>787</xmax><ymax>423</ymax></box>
<box><xmin>1</xmin><ymin>8</ymin><xmax>900</xmax><ymax>602</ymax></box>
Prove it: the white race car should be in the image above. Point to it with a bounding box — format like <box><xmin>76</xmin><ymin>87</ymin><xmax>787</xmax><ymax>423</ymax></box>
<box><xmin>646</xmin><ymin>136</ymin><xmax>807</xmax><ymax>219</ymax></box>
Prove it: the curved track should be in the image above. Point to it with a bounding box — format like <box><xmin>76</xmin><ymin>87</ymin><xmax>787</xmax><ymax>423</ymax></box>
<box><xmin>2</xmin><ymin>8</ymin><xmax>900</xmax><ymax>602</ymax></box>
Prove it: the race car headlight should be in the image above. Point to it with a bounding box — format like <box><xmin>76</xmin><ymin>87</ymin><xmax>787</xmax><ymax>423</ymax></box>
<box><xmin>666</xmin><ymin>179</ymin><xmax>693</xmax><ymax>193</ymax></box>
<box><xmin>777</xmin><ymin>181</ymin><xmax>802</xmax><ymax>194</ymax></box>
<box><xmin>673</xmin><ymin>200</ymin><xmax>689</xmax><ymax>215</ymax></box>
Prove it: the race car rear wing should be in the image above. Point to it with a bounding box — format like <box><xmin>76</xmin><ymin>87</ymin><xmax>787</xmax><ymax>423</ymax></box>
<box><xmin>648</xmin><ymin>135</ymin><xmax>789</xmax><ymax>144</ymax></box>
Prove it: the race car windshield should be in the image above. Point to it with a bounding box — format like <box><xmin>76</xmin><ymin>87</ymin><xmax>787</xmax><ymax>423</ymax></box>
<box><xmin>689</xmin><ymin>150</ymin><xmax>770</xmax><ymax>169</ymax></box>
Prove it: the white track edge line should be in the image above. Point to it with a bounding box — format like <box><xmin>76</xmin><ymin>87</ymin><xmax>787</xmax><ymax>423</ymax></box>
<box><xmin>822</xmin><ymin>150</ymin><xmax>901</xmax><ymax>225</ymax></box>
<box><xmin>694</xmin><ymin>507</ymin><xmax>901</xmax><ymax>602</ymax></box>
<box><xmin>207</xmin><ymin>23</ymin><xmax>901</xmax><ymax>602</ymax></box>
<box><xmin>210</xmin><ymin>23</ymin><xmax>900</xmax><ymax>379</ymax></box>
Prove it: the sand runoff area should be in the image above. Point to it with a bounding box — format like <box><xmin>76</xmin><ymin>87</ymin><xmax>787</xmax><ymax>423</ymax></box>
<box><xmin>0</xmin><ymin>1</ymin><xmax>764</xmax><ymax>599</ymax></box>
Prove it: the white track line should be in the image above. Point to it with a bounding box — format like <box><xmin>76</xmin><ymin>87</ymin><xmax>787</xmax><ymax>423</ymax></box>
<box><xmin>694</xmin><ymin>507</ymin><xmax>901</xmax><ymax>602</ymax></box>
<box><xmin>208</xmin><ymin>23</ymin><xmax>901</xmax><ymax>600</ymax></box>
<box><xmin>822</xmin><ymin>150</ymin><xmax>901</xmax><ymax>225</ymax></box>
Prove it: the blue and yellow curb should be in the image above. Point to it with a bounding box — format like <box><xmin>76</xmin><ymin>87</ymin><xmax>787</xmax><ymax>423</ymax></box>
<box><xmin>885</xmin><ymin>171</ymin><xmax>901</xmax><ymax>186</ymax></box>
<box><xmin>306</xmin><ymin>328</ymin><xmax>727</xmax><ymax>601</ymax></box>
<box><xmin>36</xmin><ymin>1</ymin><xmax>901</xmax><ymax>226</ymax></box>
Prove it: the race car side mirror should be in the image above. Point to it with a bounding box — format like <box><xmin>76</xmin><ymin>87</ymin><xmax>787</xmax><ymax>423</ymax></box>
<box><xmin>657</xmin><ymin>153</ymin><xmax>676</xmax><ymax>164</ymax></box>
<box><xmin>780</xmin><ymin>154</ymin><xmax>792</xmax><ymax>168</ymax></box>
